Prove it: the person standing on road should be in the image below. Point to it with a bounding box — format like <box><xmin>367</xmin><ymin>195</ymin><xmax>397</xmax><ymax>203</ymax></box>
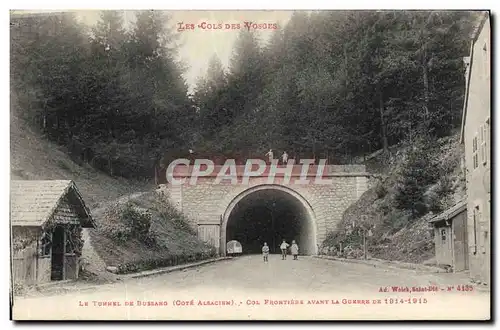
<box><xmin>262</xmin><ymin>242</ymin><xmax>270</xmax><ymax>262</ymax></box>
<box><xmin>280</xmin><ymin>239</ymin><xmax>289</xmax><ymax>260</ymax></box>
<box><xmin>281</xmin><ymin>151</ymin><xmax>288</xmax><ymax>165</ymax></box>
<box><xmin>265</xmin><ymin>149</ymin><xmax>274</xmax><ymax>164</ymax></box>
<box><xmin>291</xmin><ymin>240</ymin><xmax>299</xmax><ymax>260</ymax></box>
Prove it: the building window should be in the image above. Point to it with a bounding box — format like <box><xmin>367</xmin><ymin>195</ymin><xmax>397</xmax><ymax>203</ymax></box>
<box><xmin>472</xmin><ymin>134</ymin><xmax>479</xmax><ymax>169</ymax></box>
<box><xmin>441</xmin><ymin>229</ymin><xmax>446</xmax><ymax>241</ymax></box>
<box><xmin>40</xmin><ymin>232</ymin><xmax>52</xmax><ymax>257</ymax></box>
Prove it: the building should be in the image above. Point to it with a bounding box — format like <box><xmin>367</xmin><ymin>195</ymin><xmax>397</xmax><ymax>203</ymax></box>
<box><xmin>460</xmin><ymin>11</ymin><xmax>491</xmax><ymax>286</ymax></box>
<box><xmin>10</xmin><ymin>180</ymin><xmax>95</xmax><ymax>285</ymax></box>
<box><xmin>428</xmin><ymin>201</ymin><xmax>468</xmax><ymax>272</ymax></box>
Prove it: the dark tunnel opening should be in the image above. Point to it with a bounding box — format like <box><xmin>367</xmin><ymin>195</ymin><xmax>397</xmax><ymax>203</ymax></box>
<box><xmin>225</xmin><ymin>188</ymin><xmax>315</xmax><ymax>255</ymax></box>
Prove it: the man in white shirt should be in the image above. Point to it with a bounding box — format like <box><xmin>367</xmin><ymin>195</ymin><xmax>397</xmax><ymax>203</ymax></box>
<box><xmin>265</xmin><ymin>149</ymin><xmax>273</xmax><ymax>163</ymax></box>
<box><xmin>281</xmin><ymin>151</ymin><xmax>288</xmax><ymax>164</ymax></box>
<box><xmin>280</xmin><ymin>239</ymin><xmax>289</xmax><ymax>260</ymax></box>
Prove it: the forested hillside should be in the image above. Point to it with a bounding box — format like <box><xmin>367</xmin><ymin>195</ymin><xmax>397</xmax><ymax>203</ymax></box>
<box><xmin>193</xmin><ymin>11</ymin><xmax>475</xmax><ymax>163</ymax></box>
<box><xmin>11</xmin><ymin>11</ymin><xmax>195</xmax><ymax>179</ymax></box>
<box><xmin>11</xmin><ymin>11</ymin><xmax>476</xmax><ymax>176</ymax></box>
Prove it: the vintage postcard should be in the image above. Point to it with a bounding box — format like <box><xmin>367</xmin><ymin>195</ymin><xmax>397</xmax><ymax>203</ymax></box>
<box><xmin>9</xmin><ymin>9</ymin><xmax>491</xmax><ymax>321</ymax></box>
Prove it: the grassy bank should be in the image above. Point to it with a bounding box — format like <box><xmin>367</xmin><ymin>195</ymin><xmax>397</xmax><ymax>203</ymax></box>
<box><xmin>89</xmin><ymin>192</ymin><xmax>217</xmax><ymax>274</ymax></box>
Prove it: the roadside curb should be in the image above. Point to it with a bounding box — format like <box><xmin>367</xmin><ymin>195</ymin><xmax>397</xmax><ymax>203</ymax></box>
<box><xmin>17</xmin><ymin>257</ymin><xmax>233</xmax><ymax>298</ymax></box>
<box><xmin>127</xmin><ymin>257</ymin><xmax>233</xmax><ymax>279</ymax></box>
<box><xmin>313</xmin><ymin>255</ymin><xmax>448</xmax><ymax>273</ymax></box>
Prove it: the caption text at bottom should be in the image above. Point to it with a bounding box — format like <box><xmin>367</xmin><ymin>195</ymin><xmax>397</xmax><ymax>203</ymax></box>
<box><xmin>79</xmin><ymin>297</ymin><xmax>429</xmax><ymax>308</ymax></box>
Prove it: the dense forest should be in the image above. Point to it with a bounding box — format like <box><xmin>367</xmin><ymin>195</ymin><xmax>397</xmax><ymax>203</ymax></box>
<box><xmin>10</xmin><ymin>10</ymin><xmax>477</xmax><ymax>179</ymax></box>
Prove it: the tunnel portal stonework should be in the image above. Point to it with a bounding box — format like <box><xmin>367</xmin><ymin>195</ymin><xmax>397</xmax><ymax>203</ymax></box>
<box><xmin>158</xmin><ymin>164</ymin><xmax>370</xmax><ymax>255</ymax></box>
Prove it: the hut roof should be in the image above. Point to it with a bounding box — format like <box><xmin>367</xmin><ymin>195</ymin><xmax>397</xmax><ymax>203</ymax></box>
<box><xmin>10</xmin><ymin>180</ymin><xmax>95</xmax><ymax>228</ymax></box>
<box><xmin>428</xmin><ymin>200</ymin><xmax>467</xmax><ymax>224</ymax></box>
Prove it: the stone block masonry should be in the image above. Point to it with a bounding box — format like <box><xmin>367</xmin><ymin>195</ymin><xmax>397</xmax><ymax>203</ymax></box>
<box><xmin>158</xmin><ymin>165</ymin><xmax>370</xmax><ymax>255</ymax></box>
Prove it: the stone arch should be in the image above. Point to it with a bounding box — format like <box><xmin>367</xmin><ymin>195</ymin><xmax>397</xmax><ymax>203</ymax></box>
<box><xmin>220</xmin><ymin>184</ymin><xmax>318</xmax><ymax>256</ymax></box>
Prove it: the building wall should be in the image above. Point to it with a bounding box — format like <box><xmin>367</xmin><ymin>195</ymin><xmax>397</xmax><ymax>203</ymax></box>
<box><xmin>464</xmin><ymin>14</ymin><xmax>491</xmax><ymax>285</ymax></box>
<box><xmin>11</xmin><ymin>226</ymin><xmax>53</xmax><ymax>285</ymax></box>
<box><xmin>12</xmin><ymin>227</ymin><xmax>40</xmax><ymax>285</ymax></box>
<box><xmin>159</xmin><ymin>165</ymin><xmax>369</xmax><ymax>254</ymax></box>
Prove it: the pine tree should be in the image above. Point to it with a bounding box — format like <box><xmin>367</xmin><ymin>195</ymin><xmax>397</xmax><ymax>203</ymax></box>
<box><xmin>394</xmin><ymin>138</ymin><xmax>439</xmax><ymax>217</ymax></box>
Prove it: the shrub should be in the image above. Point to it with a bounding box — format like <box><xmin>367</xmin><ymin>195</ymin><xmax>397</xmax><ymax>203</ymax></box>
<box><xmin>435</xmin><ymin>176</ymin><xmax>454</xmax><ymax>197</ymax></box>
<box><xmin>425</xmin><ymin>177</ymin><xmax>455</xmax><ymax>214</ymax></box>
<box><xmin>322</xmin><ymin>230</ymin><xmax>343</xmax><ymax>248</ymax></box>
<box><xmin>378</xmin><ymin>199</ymin><xmax>392</xmax><ymax>216</ymax></box>
<box><xmin>322</xmin><ymin>226</ymin><xmax>367</xmax><ymax>256</ymax></box>
<box><xmin>144</xmin><ymin>230</ymin><xmax>159</xmax><ymax>248</ymax></box>
<box><xmin>99</xmin><ymin>202</ymin><xmax>152</xmax><ymax>243</ymax></box>
<box><xmin>343</xmin><ymin>246</ymin><xmax>364</xmax><ymax>259</ymax></box>
<box><xmin>121</xmin><ymin>203</ymin><xmax>152</xmax><ymax>241</ymax></box>
<box><xmin>147</xmin><ymin>193</ymin><xmax>197</xmax><ymax>236</ymax></box>
<box><xmin>383</xmin><ymin>210</ymin><xmax>411</xmax><ymax>233</ymax></box>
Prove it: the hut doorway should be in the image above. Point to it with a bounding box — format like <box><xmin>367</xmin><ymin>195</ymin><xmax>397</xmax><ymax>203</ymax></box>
<box><xmin>51</xmin><ymin>226</ymin><xmax>65</xmax><ymax>281</ymax></box>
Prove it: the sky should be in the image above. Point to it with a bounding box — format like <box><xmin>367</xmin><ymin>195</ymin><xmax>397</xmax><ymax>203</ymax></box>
<box><xmin>161</xmin><ymin>11</ymin><xmax>294</xmax><ymax>92</ymax></box>
<box><xmin>12</xmin><ymin>10</ymin><xmax>294</xmax><ymax>93</ymax></box>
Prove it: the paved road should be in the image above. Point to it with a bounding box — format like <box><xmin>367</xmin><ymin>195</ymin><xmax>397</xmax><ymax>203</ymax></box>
<box><xmin>12</xmin><ymin>255</ymin><xmax>490</xmax><ymax>320</ymax></box>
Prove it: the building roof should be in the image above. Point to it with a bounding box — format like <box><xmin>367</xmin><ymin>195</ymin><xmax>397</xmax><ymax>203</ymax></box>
<box><xmin>460</xmin><ymin>11</ymin><xmax>490</xmax><ymax>144</ymax></box>
<box><xmin>10</xmin><ymin>180</ymin><xmax>95</xmax><ymax>228</ymax></box>
<box><xmin>428</xmin><ymin>200</ymin><xmax>467</xmax><ymax>224</ymax></box>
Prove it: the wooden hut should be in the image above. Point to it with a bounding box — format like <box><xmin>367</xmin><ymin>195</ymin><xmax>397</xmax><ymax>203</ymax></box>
<box><xmin>428</xmin><ymin>200</ymin><xmax>468</xmax><ymax>272</ymax></box>
<box><xmin>10</xmin><ymin>180</ymin><xmax>95</xmax><ymax>285</ymax></box>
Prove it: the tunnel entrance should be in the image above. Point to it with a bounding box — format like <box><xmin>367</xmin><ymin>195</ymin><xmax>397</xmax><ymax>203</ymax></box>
<box><xmin>224</xmin><ymin>186</ymin><xmax>316</xmax><ymax>255</ymax></box>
